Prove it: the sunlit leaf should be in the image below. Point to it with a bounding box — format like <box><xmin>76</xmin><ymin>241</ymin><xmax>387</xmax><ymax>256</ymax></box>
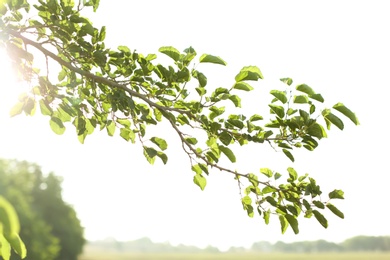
<box><xmin>6</xmin><ymin>233</ymin><xmax>26</xmax><ymax>259</ymax></box>
<box><xmin>294</xmin><ymin>95</ymin><xmax>309</xmax><ymax>104</ymax></box>
<box><xmin>233</xmin><ymin>82</ymin><xmax>254</xmax><ymax>91</ymax></box>
<box><xmin>270</xmin><ymin>90</ymin><xmax>287</xmax><ymax>104</ymax></box>
<box><xmin>283</xmin><ymin>149</ymin><xmax>294</xmax><ymax>162</ymax></box>
<box><xmin>218</xmin><ymin>145</ymin><xmax>236</xmax><ymax>163</ymax></box>
<box><xmin>279</xmin><ymin>215</ymin><xmax>289</xmax><ymax>234</ymax></box>
<box><xmin>307</xmin><ymin>122</ymin><xmax>327</xmax><ymax>139</ymax></box>
<box><xmin>242</xmin><ymin>196</ymin><xmax>252</xmax><ymax>205</ymax></box>
<box><xmin>106</xmin><ymin>120</ymin><xmax>115</xmax><ymax>136</ymax></box>
<box><xmin>0</xmin><ymin>234</ymin><xmax>11</xmax><ymax>260</ymax></box>
<box><xmin>296</xmin><ymin>84</ymin><xmax>315</xmax><ymax>95</ymax></box>
<box><xmin>280</xmin><ymin>77</ymin><xmax>293</xmax><ymax>86</ymax></box>
<box><xmin>151</xmin><ymin>137</ymin><xmax>168</xmax><ymax>151</ymax></box>
<box><xmin>185</xmin><ymin>137</ymin><xmax>198</xmax><ymax>145</ymax></box>
<box><xmin>313</xmin><ymin>210</ymin><xmax>328</xmax><ymax>228</ymax></box>
<box><xmin>329</xmin><ymin>189</ymin><xmax>344</xmax><ymax>199</ymax></box>
<box><xmin>323</xmin><ymin>111</ymin><xmax>344</xmax><ymax>130</ymax></box>
<box><xmin>285</xmin><ymin>214</ymin><xmax>299</xmax><ymax>234</ymax></box>
<box><xmin>0</xmin><ymin>196</ymin><xmax>20</xmax><ymax>235</ymax></box>
<box><xmin>235</xmin><ymin>66</ymin><xmax>263</xmax><ymax>82</ymax></box>
<box><xmin>193</xmin><ymin>174</ymin><xmax>207</xmax><ymax>190</ymax></box>
<box><xmin>228</xmin><ymin>94</ymin><xmax>241</xmax><ymax>107</ymax></box>
<box><xmin>269</xmin><ymin>104</ymin><xmax>285</xmax><ymax>118</ymax></box>
<box><xmin>287</xmin><ymin>167</ymin><xmax>297</xmax><ymax>181</ymax></box>
<box><xmin>333</xmin><ymin>103</ymin><xmax>359</xmax><ymax>125</ymax></box>
<box><xmin>250</xmin><ymin>114</ymin><xmax>263</xmax><ymax>121</ymax></box>
<box><xmin>313</xmin><ymin>200</ymin><xmax>325</xmax><ymax>209</ymax></box>
<box><xmin>199</xmin><ymin>54</ymin><xmax>227</xmax><ymax>65</ymax></box>
<box><xmin>326</xmin><ymin>203</ymin><xmax>344</xmax><ymax>219</ymax></box>
<box><xmin>260</xmin><ymin>168</ymin><xmax>273</xmax><ymax>177</ymax></box>
<box><xmin>159</xmin><ymin>46</ymin><xmax>181</xmax><ymax>61</ymax></box>
<box><xmin>156</xmin><ymin>151</ymin><xmax>168</xmax><ymax>164</ymax></box>
<box><xmin>9</xmin><ymin>102</ymin><xmax>24</xmax><ymax>117</ymax></box>
<box><xmin>309</xmin><ymin>93</ymin><xmax>324</xmax><ymax>103</ymax></box>
<box><xmin>264</xmin><ymin>209</ymin><xmax>270</xmax><ymax>224</ymax></box>
<box><xmin>39</xmin><ymin>100</ymin><xmax>52</xmax><ymax>116</ymax></box>
<box><xmin>49</xmin><ymin>117</ymin><xmax>65</xmax><ymax>135</ymax></box>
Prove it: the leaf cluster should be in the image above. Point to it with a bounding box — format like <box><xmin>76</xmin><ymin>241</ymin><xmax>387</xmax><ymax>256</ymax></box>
<box><xmin>0</xmin><ymin>0</ymin><xmax>359</xmax><ymax>240</ymax></box>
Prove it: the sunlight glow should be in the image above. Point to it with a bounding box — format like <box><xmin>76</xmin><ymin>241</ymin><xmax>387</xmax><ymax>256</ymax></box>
<box><xmin>0</xmin><ymin>48</ymin><xmax>25</xmax><ymax>111</ymax></box>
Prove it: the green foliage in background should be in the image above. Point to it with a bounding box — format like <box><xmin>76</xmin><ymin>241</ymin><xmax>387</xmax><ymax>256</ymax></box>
<box><xmin>0</xmin><ymin>159</ymin><xmax>85</xmax><ymax>260</ymax></box>
<box><xmin>0</xmin><ymin>0</ymin><xmax>359</xmax><ymax>258</ymax></box>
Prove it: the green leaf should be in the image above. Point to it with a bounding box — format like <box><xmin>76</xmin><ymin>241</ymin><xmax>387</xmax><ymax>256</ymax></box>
<box><xmin>242</xmin><ymin>196</ymin><xmax>252</xmax><ymax>206</ymax></box>
<box><xmin>233</xmin><ymin>82</ymin><xmax>254</xmax><ymax>91</ymax></box>
<box><xmin>294</xmin><ymin>95</ymin><xmax>309</xmax><ymax>104</ymax></box>
<box><xmin>58</xmin><ymin>68</ymin><xmax>67</xmax><ymax>81</ymax></box>
<box><xmin>106</xmin><ymin>120</ymin><xmax>116</xmax><ymax>136</ymax></box>
<box><xmin>198</xmin><ymin>163</ymin><xmax>209</xmax><ymax>175</ymax></box>
<box><xmin>185</xmin><ymin>137</ymin><xmax>198</xmax><ymax>145</ymax></box>
<box><xmin>39</xmin><ymin>100</ymin><xmax>52</xmax><ymax>116</ymax></box>
<box><xmin>156</xmin><ymin>151</ymin><xmax>168</xmax><ymax>164</ymax></box>
<box><xmin>323</xmin><ymin>111</ymin><xmax>344</xmax><ymax>130</ymax></box>
<box><xmin>313</xmin><ymin>210</ymin><xmax>328</xmax><ymax>228</ymax></box>
<box><xmin>120</xmin><ymin>128</ymin><xmax>135</xmax><ymax>143</ymax></box>
<box><xmin>235</xmin><ymin>66</ymin><xmax>263</xmax><ymax>82</ymax></box>
<box><xmin>333</xmin><ymin>103</ymin><xmax>359</xmax><ymax>125</ymax></box>
<box><xmin>159</xmin><ymin>46</ymin><xmax>181</xmax><ymax>61</ymax></box>
<box><xmin>307</xmin><ymin>122</ymin><xmax>327</xmax><ymax>139</ymax></box>
<box><xmin>118</xmin><ymin>45</ymin><xmax>130</xmax><ymax>54</ymax></box>
<box><xmin>310</xmin><ymin>104</ymin><xmax>316</xmax><ymax>114</ymax></box>
<box><xmin>296</xmin><ymin>84</ymin><xmax>315</xmax><ymax>95</ymax></box>
<box><xmin>280</xmin><ymin>78</ymin><xmax>293</xmax><ymax>86</ymax></box>
<box><xmin>287</xmin><ymin>205</ymin><xmax>298</xmax><ymax>216</ymax></box>
<box><xmin>269</xmin><ymin>104</ymin><xmax>285</xmax><ymax>118</ymax></box>
<box><xmin>150</xmin><ymin>137</ymin><xmax>168</xmax><ymax>151</ymax></box>
<box><xmin>250</xmin><ymin>114</ymin><xmax>263</xmax><ymax>121</ymax></box>
<box><xmin>9</xmin><ymin>102</ymin><xmax>24</xmax><ymax>117</ymax></box>
<box><xmin>199</xmin><ymin>54</ymin><xmax>227</xmax><ymax>65</ymax></box>
<box><xmin>270</xmin><ymin>90</ymin><xmax>287</xmax><ymax>104</ymax></box>
<box><xmin>6</xmin><ymin>233</ymin><xmax>26</xmax><ymax>259</ymax></box>
<box><xmin>260</xmin><ymin>168</ymin><xmax>273</xmax><ymax>178</ymax></box>
<box><xmin>193</xmin><ymin>174</ymin><xmax>207</xmax><ymax>190</ymax></box>
<box><xmin>279</xmin><ymin>215</ymin><xmax>289</xmax><ymax>234</ymax></box>
<box><xmin>262</xmin><ymin>186</ymin><xmax>275</xmax><ymax>194</ymax></box>
<box><xmin>329</xmin><ymin>189</ymin><xmax>344</xmax><ymax>199</ymax></box>
<box><xmin>49</xmin><ymin>117</ymin><xmax>65</xmax><ymax>135</ymax></box>
<box><xmin>283</xmin><ymin>149</ymin><xmax>294</xmax><ymax>162</ymax></box>
<box><xmin>117</xmin><ymin>118</ymin><xmax>131</xmax><ymax>127</ymax></box>
<box><xmin>98</xmin><ymin>26</ymin><xmax>106</xmax><ymax>41</ymax></box>
<box><xmin>285</xmin><ymin>214</ymin><xmax>299</xmax><ymax>234</ymax></box>
<box><xmin>218</xmin><ymin>145</ymin><xmax>236</xmax><ymax>163</ymax></box>
<box><xmin>313</xmin><ymin>200</ymin><xmax>325</xmax><ymax>209</ymax></box>
<box><xmin>191</xmin><ymin>164</ymin><xmax>202</xmax><ymax>175</ymax></box>
<box><xmin>287</xmin><ymin>167</ymin><xmax>297</xmax><ymax>181</ymax></box>
<box><xmin>0</xmin><ymin>196</ymin><xmax>20</xmax><ymax>235</ymax></box>
<box><xmin>143</xmin><ymin>147</ymin><xmax>157</xmax><ymax>164</ymax></box>
<box><xmin>309</xmin><ymin>93</ymin><xmax>324</xmax><ymax>103</ymax></box>
<box><xmin>303</xmin><ymin>199</ymin><xmax>311</xmax><ymax>210</ymax></box>
<box><xmin>326</xmin><ymin>203</ymin><xmax>344</xmax><ymax>219</ymax></box>
<box><xmin>274</xmin><ymin>172</ymin><xmax>282</xmax><ymax>180</ymax></box>
<box><xmin>229</xmin><ymin>95</ymin><xmax>241</xmax><ymax>107</ymax></box>
<box><xmin>0</xmin><ymin>234</ymin><xmax>11</xmax><ymax>260</ymax></box>
<box><xmin>264</xmin><ymin>209</ymin><xmax>270</xmax><ymax>224</ymax></box>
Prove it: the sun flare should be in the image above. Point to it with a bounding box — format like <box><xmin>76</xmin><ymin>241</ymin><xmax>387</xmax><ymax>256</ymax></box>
<box><xmin>0</xmin><ymin>48</ymin><xmax>28</xmax><ymax>113</ymax></box>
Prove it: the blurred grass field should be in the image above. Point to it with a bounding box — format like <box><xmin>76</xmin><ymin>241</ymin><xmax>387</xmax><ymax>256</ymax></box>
<box><xmin>79</xmin><ymin>252</ymin><xmax>390</xmax><ymax>260</ymax></box>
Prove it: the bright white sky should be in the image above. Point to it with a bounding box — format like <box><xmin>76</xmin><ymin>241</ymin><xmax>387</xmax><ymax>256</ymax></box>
<box><xmin>1</xmin><ymin>0</ymin><xmax>389</xmax><ymax>251</ymax></box>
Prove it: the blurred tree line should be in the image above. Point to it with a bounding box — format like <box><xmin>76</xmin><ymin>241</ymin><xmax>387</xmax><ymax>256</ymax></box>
<box><xmin>0</xmin><ymin>159</ymin><xmax>85</xmax><ymax>260</ymax></box>
<box><xmin>84</xmin><ymin>235</ymin><xmax>390</xmax><ymax>254</ymax></box>
<box><xmin>250</xmin><ymin>236</ymin><xmax>390</xmax><ymax>253</ymax></box>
